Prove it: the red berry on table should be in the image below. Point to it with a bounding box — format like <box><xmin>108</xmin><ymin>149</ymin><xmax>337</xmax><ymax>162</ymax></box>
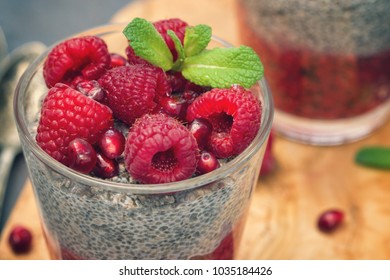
<box><xmin>8</xmin><ymin>226</ymin><xmax>33</xmax><ymax>254</ymax></box>
<box><xmin>36</xmin><ymin>83</ymin><xmax>113</xmax><ymax>166</ymax></box>
<box><xmin>124</xmin><ymin>114</ymin><xmax>199</xmax><ymax>184</ymax></box>
<box><xmin>197</xmin><ymin>151</ymin><xmax>220</xmax><ymax>175</ymax></box>
<box><xmin>187</xmin><ymin>85</ymin><xmax>262</xmax><ymax>158</ymax></box>
<box><xmin>317</xmin><ymin>209</ymin><xmax>344</xmax><ymax>233</ymax></box>
<box><xmin>97</xmin><ymin>128</ymin><xmax>126</xmax><ymax>159</ymax></box>
<box><xmin>98</xmin><ymin>65</ymin><xmax>171</xmax><ymax>125</ymax></box>
<box><xmin>43</xmin><ymin>36</ymin><xmax>111</xmax><ymax>88</ymax></box>
<box><xmin>188</xmin><ymin>118</ymin><xmax>213</xmax><ymax>150</ymax></box>
<box><xmin>68</xmin><ymin>138</ymin><xmax>97</xmax><ymax>174</ymax></box>
<box><xmin>93</xmin><ymin>152</ymin><xmax>119</xmax><ymax>179</ymax></box>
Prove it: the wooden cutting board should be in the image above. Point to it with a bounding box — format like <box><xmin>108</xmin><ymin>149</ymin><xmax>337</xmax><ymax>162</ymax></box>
<box><xmin>1</xmin><ymin>0</ymin><xmax>390</xmax><ymax>260</ymax></box>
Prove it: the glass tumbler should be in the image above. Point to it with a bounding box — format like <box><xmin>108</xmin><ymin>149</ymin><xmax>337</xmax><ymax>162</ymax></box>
<box><xmin>237</xmin><ymin>0</ymin><xmax>390</xmax><ymax>145</ymax></box>
<box><xmin>14</xmin><ymin>24</ymin><xmax>274</xmax><ymax>260</ymax></box>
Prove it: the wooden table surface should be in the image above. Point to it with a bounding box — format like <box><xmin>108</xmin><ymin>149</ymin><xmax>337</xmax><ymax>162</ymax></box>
<box><xmin>1</xmin><ymin>0</ymin><xmax>390</xmax><ymax>260</ymax></box>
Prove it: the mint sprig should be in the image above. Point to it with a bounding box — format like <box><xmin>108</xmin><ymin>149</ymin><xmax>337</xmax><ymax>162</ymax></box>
<box><xmin>123</xmin><ymin>18</ymin><xmax>264</xmax><ymax>88</ymax></box>
<box><xmin>167</xmin><ymin>30</ymin><xmax>185</xmax><ymax>71</ymax></box>
<box><xmin>183</xmin><ymin>25</ymin><xmax>211</xmax><ymax>57</ymax></box>
<box><xmin>182</xmin><ymin>46</ymin><xmax>263</xmax><ymax>88</ymax></box>
<box><xmin>355</xmin><ymin>146</ymin><xmax>390</xmax><ymax>170</ymax></box>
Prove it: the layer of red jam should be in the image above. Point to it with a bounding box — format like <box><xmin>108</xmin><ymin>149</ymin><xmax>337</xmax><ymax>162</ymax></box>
<box><xmin>238</xmin><ymin>10</ymin><xmax>390</xmax><ymax>120</ymax></box>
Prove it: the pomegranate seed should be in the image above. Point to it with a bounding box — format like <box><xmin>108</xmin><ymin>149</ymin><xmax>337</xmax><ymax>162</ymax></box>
<box><xmin>160</xmin><ymin>96</ymin><xmax>188</xmax><ymax>120</ymax></box>
<box><xmin>167</xmin><ymin>71</ymin><xmax>187</xmax><ymax>93</ymax></box>
<box><xmin>8</xmin><ymin>225</ymin><xmax>32</xmax><ymax>253</ymax></box>
<box><xmin>182</xmin><ymin>90</ymin><xmax>201</xmax><ymax>103</ymax></box>
<box><xmin>185</xmin><ymin>81</ymin><xmax>210</xmax><ymax>93</ymax></box>
<box><xmin>98</xmin><ymin>128</ymin><xmax>125</xmax><ymax>159</ymax></box>
<box><xmin>68</xmin><ymin>138</ymin><xmax>97</xmax><ymax>174</ymax></box>
<box><xmin>93</xmin><ymin>152</ymin><xmax>119</xmax><ymax>179</ymax></box>
<box><xmin>76</xmin><ymin>80</ymin><xmax>106</xmax><ymax>103</ymax></box>
<box><xmin>197</xmin><ymin>151</ymin><xmax>220</xmax><ymax>175</ymax></box>
<box><xmin>188</xmin><ymin>118</ymin><xmax>212</xmax><ymax>149</ymax></box>
<box><xmin>110</xmin><ymin>53</ymin><xmax>128</xmax><ymax>68</ymax></box>
<box><xmin>317</xmin><ymin>209</ymin><xmax>344</xmax><ymax>233</ymax></box>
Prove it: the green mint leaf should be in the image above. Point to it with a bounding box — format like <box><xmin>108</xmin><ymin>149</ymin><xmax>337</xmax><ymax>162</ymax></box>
<box><xmin>181</xmin><ymin>46</ymin><xmax>264</xmax><ymax>88</ymax></box>
<box><xmin>355</xmin><ymin>146</ymin><xmax>390</xmax><ymax>169</ymax></box>
<box><xmin>123</xmin><ymin>18</ymin><xmax>173</xmax><ymax>71</ymax></box>
<box><xmin>167</xmin><ymin>30</ymin><xmax>185</xmax><ymax>71</ymax></box>
<box><xmin>183</xmin><ymin>24</ymin><xmax>212</xmax><ymax>57</ymax></box>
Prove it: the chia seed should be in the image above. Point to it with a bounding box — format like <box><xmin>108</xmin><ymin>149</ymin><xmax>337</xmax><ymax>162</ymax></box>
<box><xmin>240</xmin><ymin>0</ymin><xmax>390</xmax><ymax>55</ymax></box>
<box><xmin>25</xmin><ymin>144</ymin><xmax>259</xmax><ymax>259</ymax></box>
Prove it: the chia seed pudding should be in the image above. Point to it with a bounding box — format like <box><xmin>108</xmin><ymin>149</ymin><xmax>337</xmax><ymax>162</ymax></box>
<box><xmin>15</xmin><ymin>22</ymin><xmax>273</xmax><ymax>260</ymax></box>
<box><xmin>26</xmin><ymin>146</ymin><xmax>259</xmax><ymax>259</ymax></box>
<box><xmin>237</xmin><ymin>0</ymin><xmax>390</xmax><ymax>119</ymax></box>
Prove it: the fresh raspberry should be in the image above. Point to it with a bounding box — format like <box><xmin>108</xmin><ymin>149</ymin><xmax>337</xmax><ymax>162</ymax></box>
<box><xmin>186</xmin><ymin>85</ymin><xmax>262</xmax><ymax>158</ymax></box>
<box><xmin>43</xmin><ymin>36</ymin><xmax>111</xmax><ymax>88</ymax></box>
<box><xmin>98</xmin><ymin>65</ymin><xmax>171</xmax><ymax>125</ymax></box>
<box><xmin>153</xmin><ymin>18</ymin><xmax>188</xmax><ymax>60</ymax></box>
<box><xmin>124</xmin><ymin>114</ymin><xmax>199</xmax><ymax>184</ymax></box>
<box><xmin>36</xmin><ymin>83</ymin><xmax>113</xmax><ymax>166</ymax></box>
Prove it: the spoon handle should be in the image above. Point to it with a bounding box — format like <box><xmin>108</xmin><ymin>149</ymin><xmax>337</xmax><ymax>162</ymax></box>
<box><xmin>0</xmin><ymin>147</ymin><xmax>17</xmax><ymax>220</ymax></box>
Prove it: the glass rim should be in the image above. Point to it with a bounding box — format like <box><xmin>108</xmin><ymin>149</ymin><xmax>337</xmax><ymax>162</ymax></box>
<box><xmin>14</xmin><ymin>23</ymin><xmax>274</xmax><ymax>194</ymax></box>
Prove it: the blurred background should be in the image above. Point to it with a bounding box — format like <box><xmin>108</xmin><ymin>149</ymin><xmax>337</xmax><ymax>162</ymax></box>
<box><xmin>0</xmin><ymin>0</ymin><xmax>134</xmax><ymax>232</ymax></box>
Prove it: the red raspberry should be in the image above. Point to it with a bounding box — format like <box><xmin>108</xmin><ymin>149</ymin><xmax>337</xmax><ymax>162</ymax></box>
<box><xmin>36</xmin><ymin>83</ymin><xmax>113</xmax><ymax>166</ymax></box>
<box><xmin>98</xmin><ymin>65</ymin><xmax>171</xmax><ymax>125</ymax></box>
<box><xmin>153</xmin><ymin>18</ymin><xmax>188</xmax><ymax>60</ymax></box>
<box><xmin>124</xmin><ymin>114</ymin><xmax>199</xmax><ymax>184</ymax></box>
<box><xmin>43</xmin><ymin>36</ymin><xmax>111</xmax><ymax>88</ymax></box>
<box><xmin>187</xmin><ymin>85</ymin><xmax>262</xmax><ymax>158</ymax></box>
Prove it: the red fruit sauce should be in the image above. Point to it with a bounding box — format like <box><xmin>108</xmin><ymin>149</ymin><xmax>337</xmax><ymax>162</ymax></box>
<box><xmin>238</xmin><ymin>8</ymin><xmax>390</xmax><ymax>120</ymax></box>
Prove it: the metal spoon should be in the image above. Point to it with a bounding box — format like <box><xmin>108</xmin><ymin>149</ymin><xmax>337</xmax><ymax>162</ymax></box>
<box><xmin>0</xmin><ymin>27</ymin><xmax>7</xmax><ymax>62</ymax></box>
<box><xmin>0</xmin><ymin>42</ymin><xmax>46</xmax><ymax>219</ymax></box>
